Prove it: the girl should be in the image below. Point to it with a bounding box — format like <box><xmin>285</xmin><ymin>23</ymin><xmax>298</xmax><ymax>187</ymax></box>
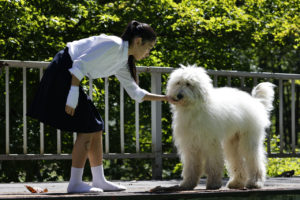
<box><xmin>27</xmin><ymin>20</ymin><xmax>175</xmax><ymax>193</ymax></box>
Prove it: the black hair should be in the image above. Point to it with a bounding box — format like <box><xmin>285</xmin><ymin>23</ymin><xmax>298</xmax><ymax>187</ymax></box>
<box><xmin>121</xmin><ymin>20</ymin><xmax>157</xmax><ymax>82</ymax></box>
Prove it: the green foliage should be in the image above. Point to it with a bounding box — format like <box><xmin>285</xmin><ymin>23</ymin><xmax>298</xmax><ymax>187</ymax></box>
<box><xmin>266</xmin><ymin>134</ymin><xmax>300</xmax><ymax>177</ymax></box>
<box><xmin>268</xmin><ymin>158</ymin><xmax>300</xmax><ymax>177</ymax></box>
<box><xmin>1</xmin><ymin>0</ymin><xmax>299</xmax><ymax>71</ymax></box>
<box><xmin>0</xmin><ymin>0</ymin><xmax>299</xmax><ymax>182</ymax></box>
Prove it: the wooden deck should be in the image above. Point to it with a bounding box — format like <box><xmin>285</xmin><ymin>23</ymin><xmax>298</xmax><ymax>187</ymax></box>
<box><xmin>0</xmin><ymin>177</ymin><xmax>300</xmax><ymax>200</ymax></box>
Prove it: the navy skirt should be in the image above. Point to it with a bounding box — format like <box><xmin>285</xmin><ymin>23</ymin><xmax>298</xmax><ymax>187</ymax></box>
<box><xmin>27</xmin><ymin>48</ymin><xmax>104</xmax><ymax>133</ymax></box>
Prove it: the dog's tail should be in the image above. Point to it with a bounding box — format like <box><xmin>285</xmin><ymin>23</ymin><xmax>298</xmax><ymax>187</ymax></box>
<box><xmin>251</xmin><ymin>82</ymin><xmax>276</xmax><ymax>112</ymax></box>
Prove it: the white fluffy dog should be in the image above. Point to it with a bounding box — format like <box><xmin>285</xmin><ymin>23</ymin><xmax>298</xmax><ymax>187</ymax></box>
<box><xmin>166</xmin><ymin>65</ymin><xmax>275</xmax><ymax>190</ymax></box>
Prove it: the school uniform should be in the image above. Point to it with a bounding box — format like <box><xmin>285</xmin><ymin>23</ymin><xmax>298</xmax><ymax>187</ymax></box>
<box><xmin>27</xmin><ymin>34</ymin><xmax>148</xmax><ymax>133</ymax></box>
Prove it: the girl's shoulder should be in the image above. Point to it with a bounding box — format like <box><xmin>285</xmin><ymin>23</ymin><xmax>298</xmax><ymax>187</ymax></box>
<box><xmin>97</xmin><ymin>34</ymin><xmax>123</xmax><ymax>46</ymax></box>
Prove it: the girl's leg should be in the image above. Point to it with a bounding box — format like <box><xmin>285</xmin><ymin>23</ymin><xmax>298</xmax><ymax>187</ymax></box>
<box><xmin>72</xmin><ymin>133</ymin><xmax>93</xmax><ymax>167</ymax></box>
<box><xmin>67</xmin><ymin>133</ymin><xmax>103</xmax><ymax>193</ymax></box>
<box><xmin>88</xmin><ymin>131</ymin><xmax>103</xmax><ymax>167</ymax></box>
<box><xmin>89</xmin><ymin>132</ymin><xmax>126</xmax><ymax>191</ymax></box>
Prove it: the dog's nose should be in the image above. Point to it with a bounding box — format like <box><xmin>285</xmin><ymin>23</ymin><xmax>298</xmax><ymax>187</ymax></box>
<box><xmin>177</xmin><ymin>93</ymin><xmax>183</xmax><ymax>100</ymax></box>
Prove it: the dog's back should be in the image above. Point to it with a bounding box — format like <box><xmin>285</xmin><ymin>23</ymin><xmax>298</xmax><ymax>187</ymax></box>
<box><xmin>251</xmin><ymin>82</ymin><xmax>275</xmax><ymax>113</ymax></box>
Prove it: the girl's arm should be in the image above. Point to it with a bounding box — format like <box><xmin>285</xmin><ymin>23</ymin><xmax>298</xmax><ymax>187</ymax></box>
<box><xmin>142</xmin><ymin>93</ymin><xmax>168</xmax><ymax>101</ymax></box>
<box><xmin>71</xmin><ymin>74</ymin><xmax>80</xmax><ymax>86</ymax></box>
<box><xmin>142</xmin><ymin>93</ymin><xmax>179</xmax><ymax>104</ymax></box>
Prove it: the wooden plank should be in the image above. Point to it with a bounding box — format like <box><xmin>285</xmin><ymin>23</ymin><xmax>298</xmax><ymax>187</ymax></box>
<box><xmin>1</xmin><ymin>178</ymin><xmax>300</xmax><ymax>200</ymax></box>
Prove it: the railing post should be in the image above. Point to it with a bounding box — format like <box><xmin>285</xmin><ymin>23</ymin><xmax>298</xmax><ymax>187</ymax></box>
<box><xmin>151</xmin><ymin>72</ymin><xmax>162</xmax><ymax>179</ymax></box>
<box><xmin>23</xmin><ymin>67</ymin><xmax>27</xmax><ymax>154</ymax></box>
<box><xmin>291</xmin><ymin>79</ymin><xmax>296</xmax><ymax>154</ymax></box>
<box><xmin>279</xmin><ymin>79</ymin><xmax>284</xmax><ymax>154</ymax></box>
<box><xmin>5</xmin><ymin>66</ymin><xmax>9</xmax><ymax>154</ymax></box>
<box><xmin>39</xmin><ymin>68</ymin><xmax>44</xmax><ymax>154</ymax></box>
<box><xmin>104</xmin><ymin>78</ymin><xmax>110</xmax><ymax>153</ymax></box>
<box><xmin>120</xmin><ymin>84</ymin><xmax>125</xmax><ymax>153</ymax></box>
<box><xmin>135</xmin><ymin>75</ymin><xmax>140</xmax><ymax>153</ymax></box>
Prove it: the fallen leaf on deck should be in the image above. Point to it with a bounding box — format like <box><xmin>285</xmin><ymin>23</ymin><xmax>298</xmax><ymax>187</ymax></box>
<box><xmin>25</xmin><ymin>185</ymin><xmax>48</xmax><ymax>193</ymax></box>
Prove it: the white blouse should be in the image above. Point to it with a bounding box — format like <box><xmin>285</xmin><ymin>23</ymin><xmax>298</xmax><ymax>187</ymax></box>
<box><xmin>67</xmin><ymin>34</ymin><xmax>149</xmax><ymax>103</ymax></box>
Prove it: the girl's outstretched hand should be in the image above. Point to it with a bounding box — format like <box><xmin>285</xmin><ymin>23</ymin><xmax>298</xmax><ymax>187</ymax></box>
<box><xmin>166</xmin><ymin>95</ymin><xmax>182</xmax><ymax>105</ymax></box>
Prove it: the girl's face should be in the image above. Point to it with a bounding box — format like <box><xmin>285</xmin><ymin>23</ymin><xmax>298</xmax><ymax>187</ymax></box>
<box><xmin>130</xmin><ymin>38</ymin><xmax>156</xmax><ymax>61</ymax></box>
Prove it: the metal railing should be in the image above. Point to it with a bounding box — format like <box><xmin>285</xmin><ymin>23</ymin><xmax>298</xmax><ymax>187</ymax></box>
<box><xmin>0</xmin><ymin>60</ymin><xmax>299</xmax><ymax>179</ymax></box>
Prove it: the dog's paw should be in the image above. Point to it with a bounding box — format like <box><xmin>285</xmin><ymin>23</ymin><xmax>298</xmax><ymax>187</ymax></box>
<box><xmin>246</xmin><ymin>181</ymin><xmax>263</xmax><ymax>189</ymax></box>
<box><xmin>206</xmin><ymin>184</ymin><xmax>222</xmax><ymax>190</ymax></box>
<box><xmin>226</xmin><ymin>180</ymin><xmax>245</xmax><ymax>189</ymax></box>
<box><xmin>179</xmin><ymin>182</ymin><xmax>197</xmax><ymax>190</ymax></box>
<box><xmin>206</xmin><ymin>177</ymin><xmax>222</xmax><ymax>190</ymax></box>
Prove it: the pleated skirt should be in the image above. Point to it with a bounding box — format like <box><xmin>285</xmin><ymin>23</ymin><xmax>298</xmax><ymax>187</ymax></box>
<box><xmin>27</xmin><ymin>48</ymin><xmax>104</xmax><ymax>133</ymax></box>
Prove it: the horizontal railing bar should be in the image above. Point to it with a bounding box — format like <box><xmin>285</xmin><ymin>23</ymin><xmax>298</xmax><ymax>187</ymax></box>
<box><xmin>0</xmin><ymin>153</ymin><xmax>300</xmax><ymax>160</ymax></box>
<box><xmin>161</xmin><ymin>153</ymin><xmax>178</xmax><ymax>158</ymax></box>
<box><xmin>2</xmin><ymin>153</ymin><xmax>299</xmax><ymax>160</ymax></box>
<box><xmin>0</xmin><ymin>154</ymin><xmax>72</xmax><ymax>160</ymax></box>
<box><xmin>0</xmin><ymin>153</ymin><xmax>156</xmax><ymax>160</ymax></box>
<box><xmin>1</xmin><ymin>60</ymin><xmax>49</xmax><ymax>68</ymax></box>
<box><xmin>1</xmin><ymin>152</ymin><xmax>300</xmax><ymax>160</ymax></box>
<box><xmin>0</xmin><ymin>153</ymin><xmax>181</xmax><ymax>160</ymax></box>
<box><xmin>206</xmin><ymin>70</ymin><xmax>300</xmax><ymax>79</ymax></box>
<box><xmin>1</xmin><ymin>60</ymin><xmax>300</xmax><ymax>79</ymax></box>
<box><xmin>267</xmin><ymin>154</ymin><xmax>300</xmax><ymax>158</ymax></box>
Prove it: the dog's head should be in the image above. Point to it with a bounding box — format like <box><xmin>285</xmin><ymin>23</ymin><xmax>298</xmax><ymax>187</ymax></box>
<box><xmin>166</xmin><ymin>64</ymin><xmax>213</xmax><ymax>106</ymax></box>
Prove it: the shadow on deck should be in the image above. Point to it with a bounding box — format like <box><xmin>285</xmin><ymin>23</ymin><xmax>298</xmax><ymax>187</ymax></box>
<box><xmin>0</xmin><ymin>177</ymin><xmax>300</xmax><ymax>200</ymax></box>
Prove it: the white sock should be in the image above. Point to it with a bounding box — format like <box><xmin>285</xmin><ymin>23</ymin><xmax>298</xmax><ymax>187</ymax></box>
<box><xmin>67</xmin><ymin>167</ymin><xmax>103</xmax><ymax>193</ymax></box>
<box><xmin>91</xmin><ymin>165</ymin><xmax>126</xmax><ymax>191</ymax></box>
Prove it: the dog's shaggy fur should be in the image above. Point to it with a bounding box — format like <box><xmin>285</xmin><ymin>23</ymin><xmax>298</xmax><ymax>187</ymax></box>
<box><xmin>166</xmin><ymin>65</ymin><xmax>275</xmax><ymax>190</ymax></box>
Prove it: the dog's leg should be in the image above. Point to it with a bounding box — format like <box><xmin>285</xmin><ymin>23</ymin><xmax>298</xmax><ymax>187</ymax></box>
<box><xmin>204</xmin><ymin>143</ymin><xmax>223</xmax><ymax>190</ymax></box>
<box><xmin>224</xmin><ymin>133</ymin><xmax>247</xmax><ymax>189</ymax></box>
<box><xmin>180</xmin><ymin>150</ymin><xmax>203</xmax><ymax>190</ymax></box>
<box><xmin>241</xmin><ymin>132</ymin><xmax>266</xmax><ymax>189</ymax></box>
